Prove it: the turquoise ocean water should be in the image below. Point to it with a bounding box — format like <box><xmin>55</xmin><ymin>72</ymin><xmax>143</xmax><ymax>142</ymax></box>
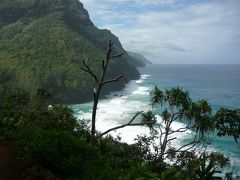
<box><xmin>70</xmin><ymin>64</ymin><xmax>240</xmax><ymax>174</ymax></box>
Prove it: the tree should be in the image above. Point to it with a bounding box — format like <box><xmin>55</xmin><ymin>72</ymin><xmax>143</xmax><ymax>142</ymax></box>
<box><xmin>149</xmin><ymin>86</ymin><xmax>213</xmax><ymax>160</ymax></box>
<box><xmin>80</xmin><ymin>40</ymin><xmax>127</xmax><ymax>144</ymax></box>
<box><xmin>214</xmin><ymin>108</ymin><xmax>240</xmax><ymax>143</ymax></box>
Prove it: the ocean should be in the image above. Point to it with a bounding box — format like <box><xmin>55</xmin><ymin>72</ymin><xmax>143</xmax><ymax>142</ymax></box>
<box><xmin>69</xmin><ymin>64</ymin><xmax>240</xmax><ymax>174</ymax></box>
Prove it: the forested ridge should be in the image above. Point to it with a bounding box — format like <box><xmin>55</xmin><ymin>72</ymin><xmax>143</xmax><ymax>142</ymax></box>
<box><xmin>0</xmin><ymin>0</ymin><xmax>140</xmax><ymax>103</ymax></box>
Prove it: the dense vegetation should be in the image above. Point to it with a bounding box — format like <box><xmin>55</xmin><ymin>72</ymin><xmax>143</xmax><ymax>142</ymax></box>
<box><xmin>0</xmin><ymin>0</ymin><xmax>140</xmax><ymax>103</ymax></box>
<box><xmin>0</xmin><ymin>88</ymin><xmax>239</xmax><ymax>179</ymax></box>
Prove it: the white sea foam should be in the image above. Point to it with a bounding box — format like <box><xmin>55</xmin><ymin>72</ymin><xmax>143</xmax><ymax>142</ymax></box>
<box><xmin>135</xmin><ymin>79</ymin><xmax>144</xmax><ymax>84</ymax></box>
<box><xmin>132</xmin><ymin>86</ymin><xmax>151</xmax><ymax>95</ymax></box>
<box><xmin>76</xmin><ymin>94</ymin><xmax>150</xmax><ymax>142</ymax></box>
<box><xmin>77</xmin><ymin>112</ymin><xmax>91</xmax><ymax>120</ymax></box>
<box><xmin>135</xmin><ymin>74</ymin><xmax>150</xmax><ymax>83</ymax></box>
<box><xmin>142</xmin><ymin>74</ymin><xmax>151</xmax><ymax>79</ymax></box>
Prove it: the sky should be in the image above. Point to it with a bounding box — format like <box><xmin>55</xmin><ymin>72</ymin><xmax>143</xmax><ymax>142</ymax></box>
<box><xmin>80</xmin><ymin>0</ymin><xmax>240</xmax><ymax>64</ymax></box>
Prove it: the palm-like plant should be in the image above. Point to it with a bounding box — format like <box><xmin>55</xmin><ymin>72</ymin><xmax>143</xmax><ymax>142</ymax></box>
<box><xmin>149</xmin><ymin>87</ymin><xmax>214</xmax><ymax>160</ymax></box>
<box><xmin>191</xmin><ymin>99</ymin><xmax>213</xmax><ymax>138</ymax></box>
<box><xmin>214</xmin><ymin>108</ymin><xmax>240</xmax><ymax>143</ymax></box>
<box><xmin>150</xmin><ymin>86</ymin><xmax>165</xmax><ymax>106</ymax></box>
<box><xmin>142</xmin><ymin>111</ymin><xmax>157</xmax><ymax>129</ymax></box>
<box><xmin>164</xmin><ymin>87</ymin><xmax>192</xmax><ymax>112</ymax></box>
<box><xmin>195</xmin><ymin>152</ymin><xmax>229</xmax><ymax>180</ymax></box>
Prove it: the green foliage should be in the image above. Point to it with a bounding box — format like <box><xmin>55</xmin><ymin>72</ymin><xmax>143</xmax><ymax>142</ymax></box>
<box><xmin>191</xmin><ymin>100</ymin><xmax>213</xmax><ymax>137</ymax></box>
<box><xmin>150</xmin><ymin>86</ymin><xmax>165</xmax><ymax>106</ymax></box>
<box><xmin>161</xmin><ymin>109</ymin><xmax>171</xmax><ymax>122</ymax></box>
<box><xmin>126</xmin><ymin>163</ymin><xmax>159</xmax><ymax>179</ymax></box>
<box><xmin>16</xmin><ymin>127</ymin><xmax>98</xmax><ymax>177</ymax></box>
<box><xmin>142</xmin><ymin>111</ymin><xmax>157</xmax><ymax>129</ymax></box>
<box><xmin>167</xmin><ymin>150</ymin><xmax>229</xmax><ymax>180</ymax></box>
<box><xmin>0</xmin><ymin>90</ymin><xmax>78</xmax><ymax>132</ymax></box>
<box><xmin>151</xmin><ymin>86</ymin><xmax>192</xmax><ymax>119</ymax></box>
<box><xmin>161</xmin><ymin>166</ymin><xmax>185</xmax><ymax>180</ymax></box>
<box><xmin>99</xmin><ymin>136</ymin><xmax>144</xmax><ymax>163</ymax></box>
<box><xmin>134</xmin><ymin>134</ymin><xmax>155</xmax><ymax>161</ymax></box>
<box><xmin>164</xmin><ymin>87</ymin><xmax>192</xmax><ymax>111</ymax></box>
<box><xmin>214</xmin><ymin>108</ymin><xmax>240</xmax><ymax>143</ymax></box>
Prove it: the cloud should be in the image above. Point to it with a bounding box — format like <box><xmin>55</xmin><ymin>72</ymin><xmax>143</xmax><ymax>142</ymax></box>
<box><xmin>80</xmin><ymin>0</ymin><xmax>240</xmax><ymax>64</ymax></box>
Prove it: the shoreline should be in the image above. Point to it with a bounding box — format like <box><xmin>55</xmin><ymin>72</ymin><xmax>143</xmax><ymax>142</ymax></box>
<box><xmin>70</xmin><ymin>66</ymin><xmax>240</xmax><ymax>175</ymax></box>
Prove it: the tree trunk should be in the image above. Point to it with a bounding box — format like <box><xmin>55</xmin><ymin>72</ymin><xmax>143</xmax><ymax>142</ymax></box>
<box><xmin>91</xmin><ymin>87</ymin><xmax>101</xmax><ymax>145</ymax></box>
<box><xmin>160</xmin><ymin>123</ymin><xmax>170</xmax><ymax>159</ymax></box>
<box><xmin>91</xmin><ymin>95</ymin><xmax>97</xmax><ymax>145</ymax></box>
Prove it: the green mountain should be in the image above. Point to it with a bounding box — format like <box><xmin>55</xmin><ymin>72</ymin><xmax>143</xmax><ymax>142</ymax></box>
<box><xmin>127</xmin><ymin>51</ymin><xmax>152</xmax><ymax>67</ymax></box>
<box><xmin>0</xmin><ymin>0</ymin><xmax>140</xmax><ymax>103</ymax></box>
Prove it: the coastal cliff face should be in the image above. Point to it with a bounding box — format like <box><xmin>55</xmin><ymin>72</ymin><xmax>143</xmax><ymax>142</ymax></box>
<box><xmin>0</xmin><ymin>0</ymin><xmax>140</xmax><ymax>103</ymax></box>
<box><xmin>127</xmin><ymin>51</ymin><xmax>152</xmax><ymax>67</ymax></box>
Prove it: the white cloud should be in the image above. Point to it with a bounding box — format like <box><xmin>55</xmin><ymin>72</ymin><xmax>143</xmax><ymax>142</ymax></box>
<box><xmin>80</xmin><ymin>0</ymin><xmax>240</xmax><ymax>64</ymax></box>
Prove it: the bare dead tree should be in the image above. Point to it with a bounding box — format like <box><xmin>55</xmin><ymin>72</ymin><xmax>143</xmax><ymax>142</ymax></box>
<box><xmin>81</xmin><ymin>40</ymin><xmax>125</xmax><ymax>145</ymax></box>
<box><xmin>81</xmin><ymin>41</ymin><xmax>158</xmax><ymax>145</ymax></box>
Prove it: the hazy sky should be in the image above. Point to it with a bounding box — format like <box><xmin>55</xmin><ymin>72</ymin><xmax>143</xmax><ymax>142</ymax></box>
<box><xmin>80</xmin><ymin>0</ymin><xmax>240</xmax><ymax>64</ymax></box>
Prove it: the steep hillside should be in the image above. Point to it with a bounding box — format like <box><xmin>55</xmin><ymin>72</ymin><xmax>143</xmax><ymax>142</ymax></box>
<box><xmin>0</xmin><ymin>0</ymin><xmax>140</xmax><ymax>103</ymax></box>
<box><xmin>127</xmin><ymin>51</ymin><xmax>152</xmax><ymax>67</ymax></box>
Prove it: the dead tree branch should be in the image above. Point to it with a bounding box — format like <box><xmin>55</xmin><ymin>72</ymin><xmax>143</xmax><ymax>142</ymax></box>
<box><xmin>81</xmin><ymin>60</ymin><xmax>99</xmax><ymax>82</ymax></box>
<box><xmin>110</xmin><ymin>53</ymin><xmax>124</xmax><ymax>59</ymax></box>
<box><xmin>100</xmin><ymin>75</ymin><xmax>124</xmax><ymax>85</ymax></box>
<box><xmin>97</xmin><ymin>111</ymin><xmax>155</xmax><ymax>138</ymax></box>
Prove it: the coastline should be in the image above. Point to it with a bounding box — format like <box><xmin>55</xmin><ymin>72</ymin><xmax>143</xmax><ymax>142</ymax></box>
<box><xmin>71</xmin><ymin>64</ymin><xmax>240</xmax><ymax>175</ymax></box>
